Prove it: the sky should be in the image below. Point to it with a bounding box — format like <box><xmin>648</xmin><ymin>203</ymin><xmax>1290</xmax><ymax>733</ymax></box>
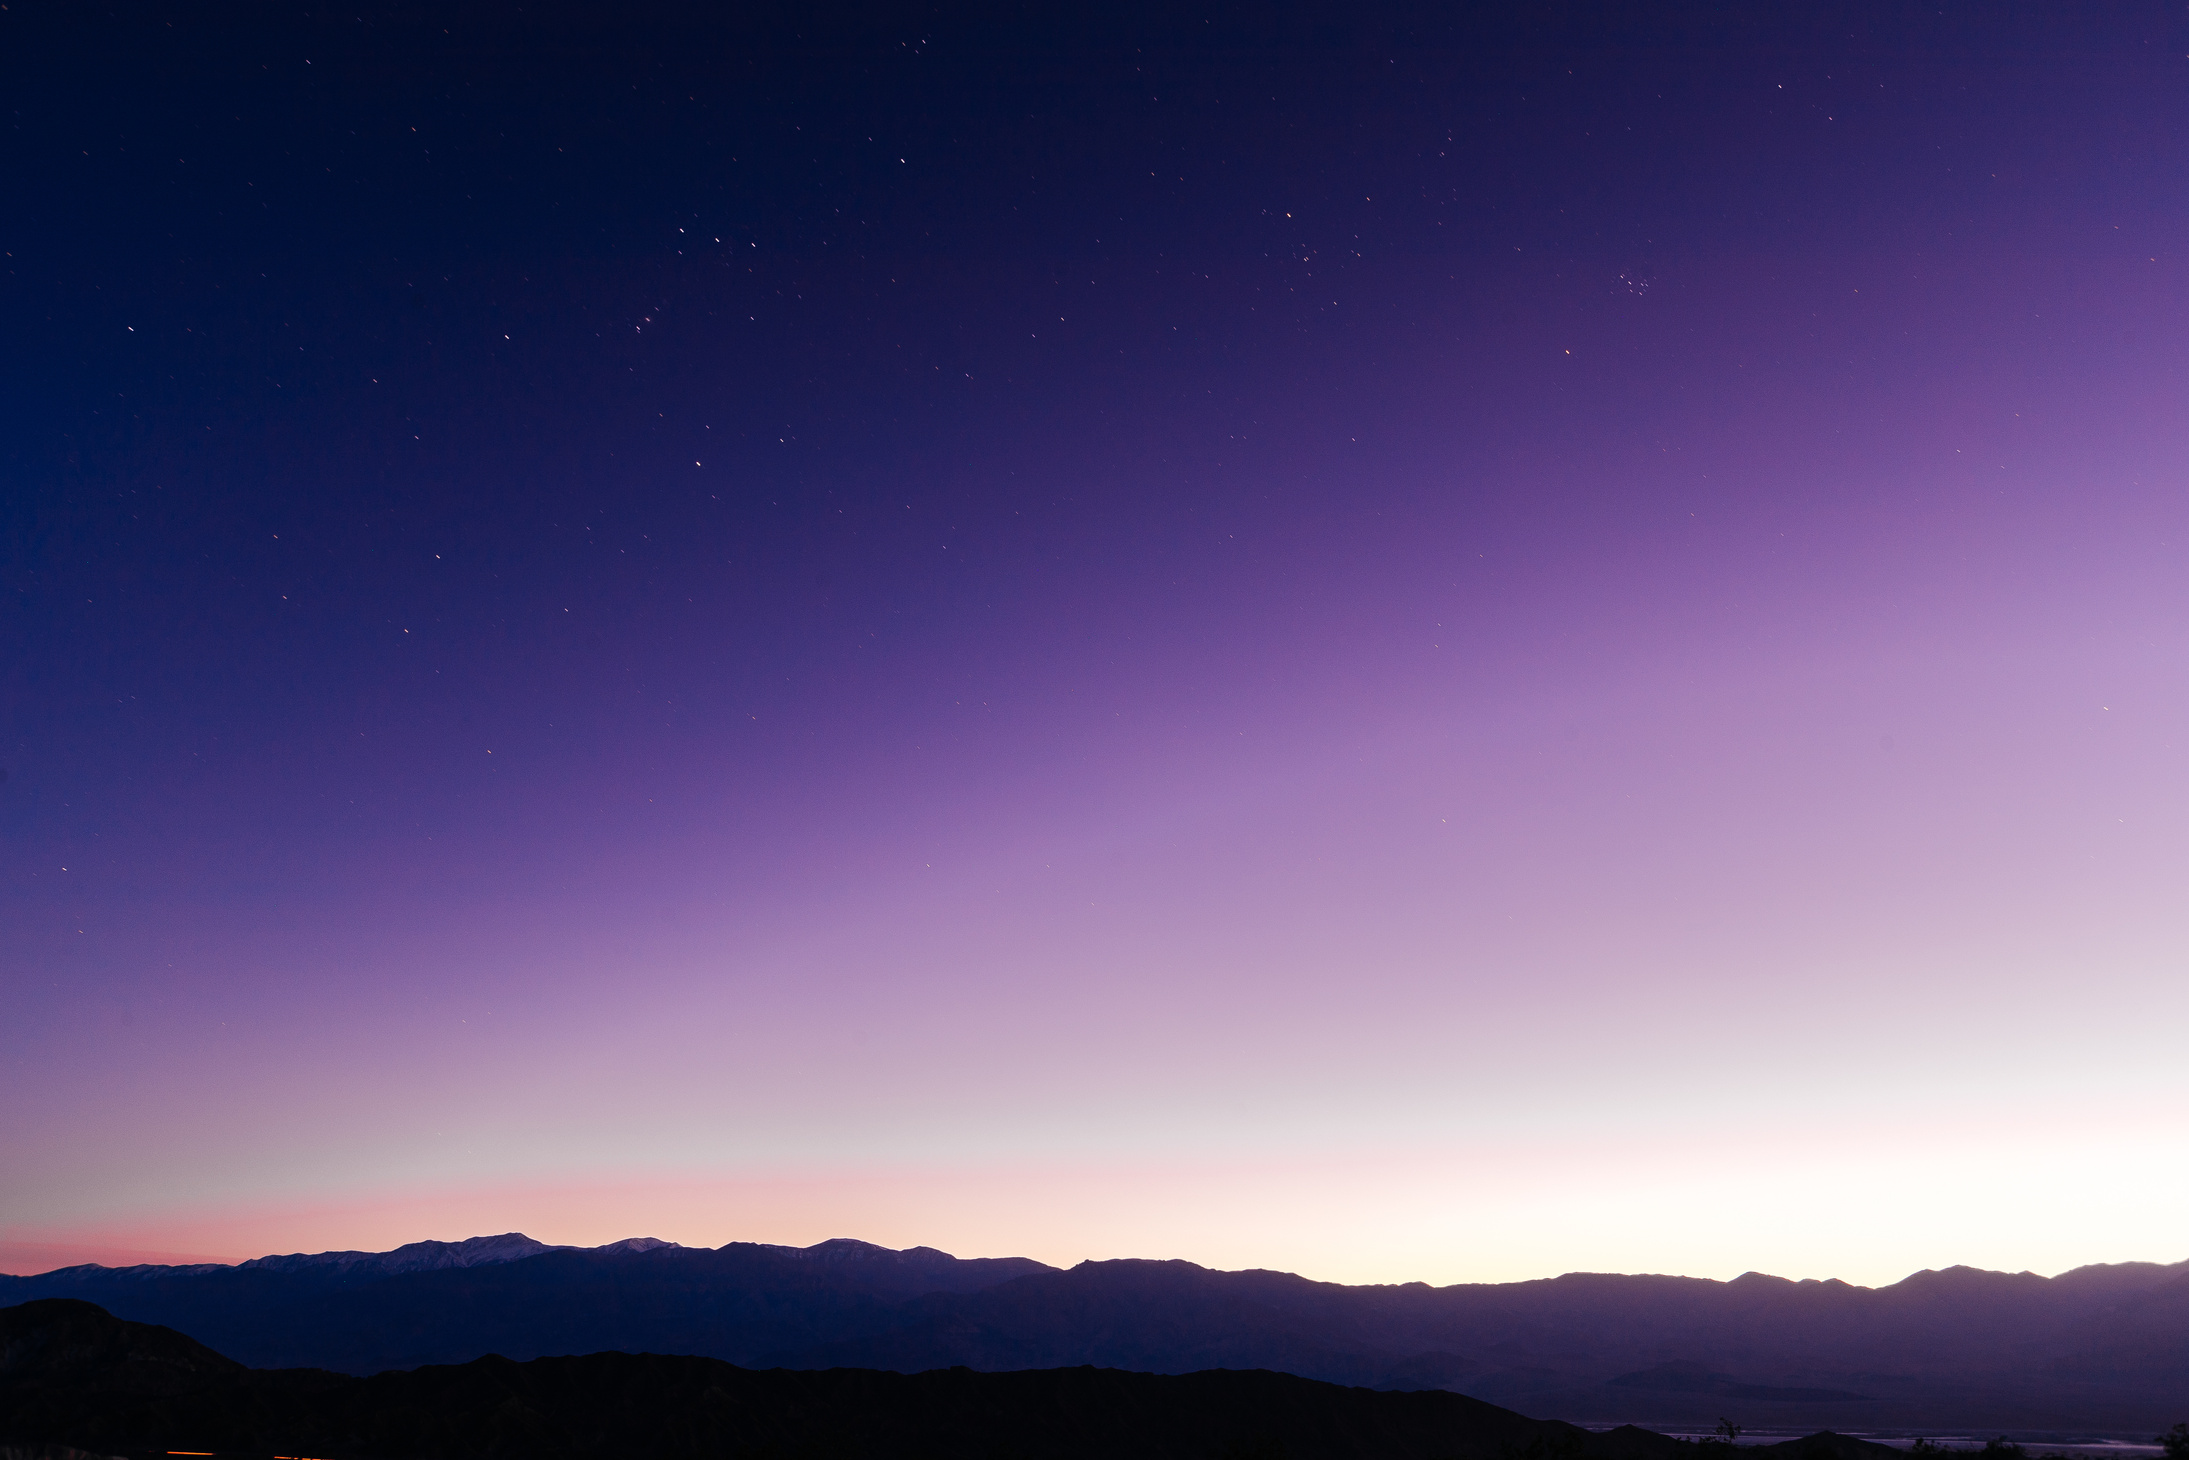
<box><xmin>3</xmin><ymin>3</ymin><xmax>2186</xmax><ymax>1287</ymax></box>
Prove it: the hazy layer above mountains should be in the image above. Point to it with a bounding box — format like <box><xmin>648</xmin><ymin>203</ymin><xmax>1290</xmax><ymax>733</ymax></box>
<box><xmin>4</xmin><ymin>1238</ymin><xmax>2183</xmax><ymax>1435</ymax></box>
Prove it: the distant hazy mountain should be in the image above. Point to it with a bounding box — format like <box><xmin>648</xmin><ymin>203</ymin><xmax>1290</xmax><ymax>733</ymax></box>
<box><xmin>234</xmin><ymin>1231</ymin><xmax>575</xmax><ymax>1275</ymax></box>
<box><xmin>0</xmin><ymin>1297</ymin><xmax>1904</xmax><ymax>1460</ymax></box>
<box><xmin>4</xmin><ymin>1239</ymin><xmax>2183</xmax><ymax>1435</ymax></box>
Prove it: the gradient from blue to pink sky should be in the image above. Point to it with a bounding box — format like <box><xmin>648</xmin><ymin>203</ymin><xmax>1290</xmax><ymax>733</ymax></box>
<box><xmin>3</xmin><ymin>5</ymin><xmax>2185</xmax><ymax>1284</ymax></box>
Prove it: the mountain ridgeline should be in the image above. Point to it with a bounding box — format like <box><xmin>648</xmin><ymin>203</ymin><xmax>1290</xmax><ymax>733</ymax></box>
<box><xmin>5</xmin><ymin>1238</ymin><xmax>2185</xmax><ymax>1434</ymax></box>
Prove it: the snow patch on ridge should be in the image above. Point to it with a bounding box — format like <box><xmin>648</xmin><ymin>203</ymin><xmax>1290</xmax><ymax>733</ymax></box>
<box><xmin>240</xmin><ymin>1232</ymin><xmax>574</xmax><ymax>1275</ymax></box>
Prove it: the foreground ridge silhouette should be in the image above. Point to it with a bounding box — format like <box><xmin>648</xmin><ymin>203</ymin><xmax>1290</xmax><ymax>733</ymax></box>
<box><xmin>0</xmin><ymin>1299</ymin><xmax>1908</xmax><ymax>1460</ymax></box>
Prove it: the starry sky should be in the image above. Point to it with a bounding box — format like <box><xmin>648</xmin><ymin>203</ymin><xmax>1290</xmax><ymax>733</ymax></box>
<box><xmin>4</xmin><ymin>3</ymin><xmax>2186</xmax><ymax>1285</ymax></box>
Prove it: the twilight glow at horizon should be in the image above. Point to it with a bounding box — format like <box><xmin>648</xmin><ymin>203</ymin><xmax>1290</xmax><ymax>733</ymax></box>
<box><xmin>3</xmin><ymin>5</ymin><xmax>2185</xmax><ymax>1287</ymax></box>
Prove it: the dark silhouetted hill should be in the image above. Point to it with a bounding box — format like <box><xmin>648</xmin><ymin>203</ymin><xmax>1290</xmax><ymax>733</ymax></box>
<box><xmin>0</xmin><ymin>1299</ymin><xmax>242</xmax><ymax>1396</ymax></box>
<box><xmin>0</xmin><ymin>1298</ymin><xmax>1911</xmax><ymax>1460</ymax></box>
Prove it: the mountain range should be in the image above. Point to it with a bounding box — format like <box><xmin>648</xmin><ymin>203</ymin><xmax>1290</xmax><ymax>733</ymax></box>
<box><xmin>6</xmin><ymin>1238</ymin><xmax>2184</xmax><ymax>1436</ymax></box>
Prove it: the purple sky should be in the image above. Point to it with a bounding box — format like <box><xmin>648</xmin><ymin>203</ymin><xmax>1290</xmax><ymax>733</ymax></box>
<box><xmin>3</xmin><ymin>5</ymin><xmax>2186</xmax><ymax>1283</ymax></box>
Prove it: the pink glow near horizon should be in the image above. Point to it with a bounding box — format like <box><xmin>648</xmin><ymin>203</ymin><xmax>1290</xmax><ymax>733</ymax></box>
<box><xmin>9</xmin><ymin>1100</ymin><xmax>2183</xmax><ymax>1286</ymax></box>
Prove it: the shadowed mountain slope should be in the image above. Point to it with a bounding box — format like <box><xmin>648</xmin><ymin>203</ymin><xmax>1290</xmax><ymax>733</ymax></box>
<box><xmin>771</xmin><ymin>1257</ymin><xmax>2189</xmax><ymax>1431</ymax></box>
<box><xmin>1</xmin><ymin>1237</ymin><xmax>1054</xmax><ymax>1374</ymax></box>
<box><xmin>0</xmin><ymin>1299</ymin><xmax>1907</xmax><ymax>1460</ymax></box>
